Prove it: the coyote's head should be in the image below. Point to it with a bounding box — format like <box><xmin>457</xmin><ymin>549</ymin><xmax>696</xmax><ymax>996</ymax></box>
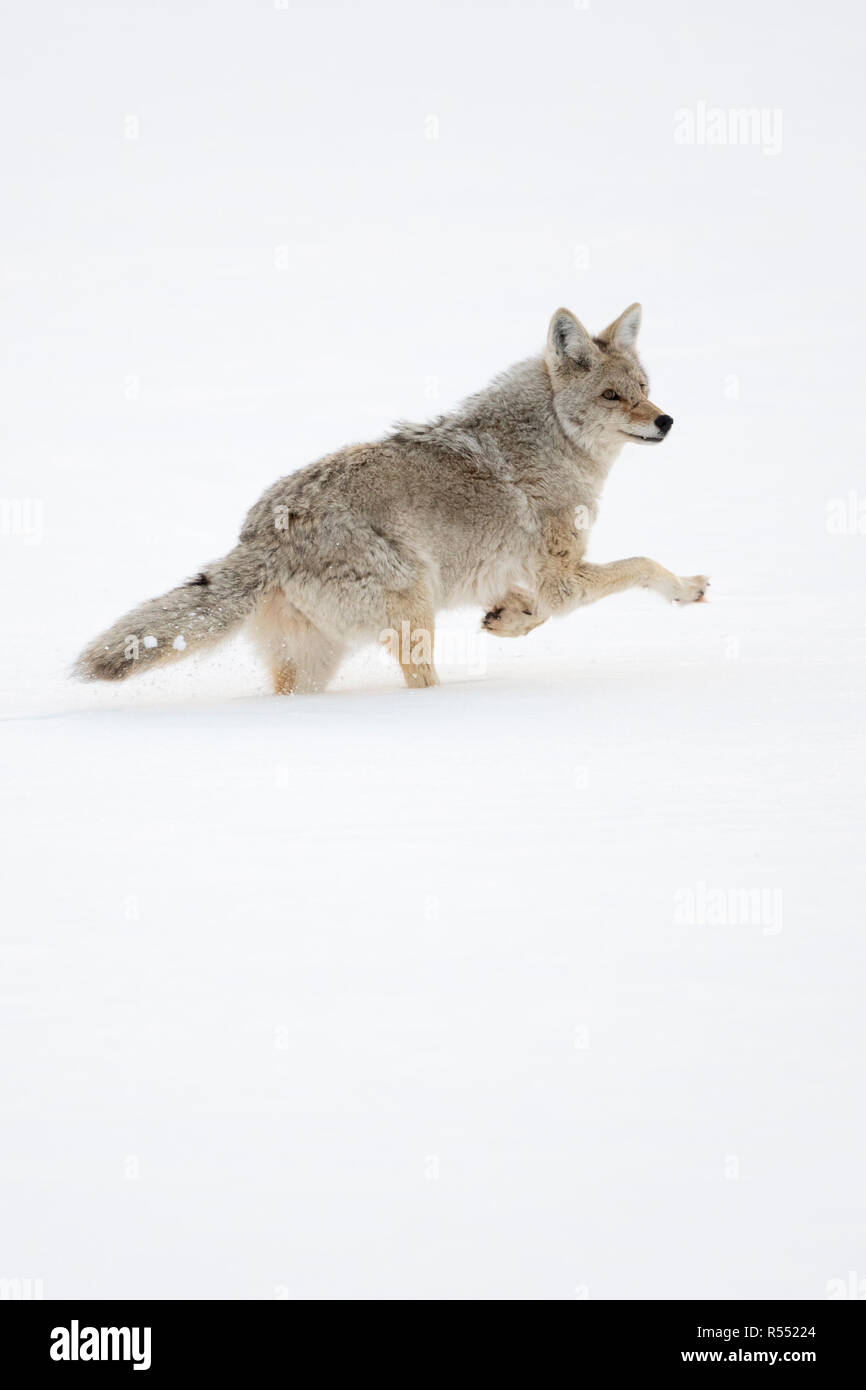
<box><xmin>544</xmin><ymin>303</ymin><xmax>673</xmax><ymax>455</ymax></box>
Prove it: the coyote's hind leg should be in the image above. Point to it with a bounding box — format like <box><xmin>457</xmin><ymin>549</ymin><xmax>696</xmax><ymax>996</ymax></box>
<box><xmin>249</xmin><ymin>592</ymin><xmax>345</xmax><ymax>694</ymax></box>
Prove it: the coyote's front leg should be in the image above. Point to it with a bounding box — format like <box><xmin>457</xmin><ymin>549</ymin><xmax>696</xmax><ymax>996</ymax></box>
<box><xmin>481</xmin><ymin>588</ymin><xmax>545</xmax><ymax>638</ymax></box>
<box><xmin>483</xmin><ymin>557</ymin><xmax>709</xmax><ymax>637</ymax></box>
<box><xmin>560</xmin><ymin>558</ymin><xmax>710</xmax><ymax>608</ymax></box>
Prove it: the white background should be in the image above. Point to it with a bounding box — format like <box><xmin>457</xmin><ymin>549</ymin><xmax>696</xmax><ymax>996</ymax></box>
<box><xmin>2</xmin><ymin>0</ymin><xmax>864</xmax><ymax>1299</ymax></box>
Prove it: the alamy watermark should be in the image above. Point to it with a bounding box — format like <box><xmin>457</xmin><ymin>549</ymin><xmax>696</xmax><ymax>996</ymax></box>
<box><xmin>50</xmin><ymin>1321</ymin><xmax>151</xmax><ymax>1371</ymax></box>
<box><xmin>674</xmin><ymin>103</ymin><xmax>783</xmax><ymax>157</ymax></box>
<box><xmin>380</xmin><ymin>621</ymin><xmax>486</xmax><ymax>677</ymax></box>
<box><xmin>826</xmin><ymin>491</ymin><xmax>866</xmax><ymax>536</ymax></box>
<box><xmin>826</xmin><ymin>1270</ymin><xmax>866</xmax><ymax>1299</ymax></box>
<box><xmin>0</xmin><ymin>1277</ymin><xmax>44</xmax><ymax>1300</ymax></box>
<box><xmin>0</xmin><ymin>498</ymin><xmax>43</xmax><ymax>545</ymax></box>
<box><xmin>674</xmin><ymin>881</ymin><xmax>783</xmax><ymax>936</ymax></box>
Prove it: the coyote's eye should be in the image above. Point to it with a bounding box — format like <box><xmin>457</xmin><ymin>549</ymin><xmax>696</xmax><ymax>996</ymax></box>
<box><xmin>601</xmin><ymin>389</ymin><xmax>620</xmax><ymax>401</ymax></box>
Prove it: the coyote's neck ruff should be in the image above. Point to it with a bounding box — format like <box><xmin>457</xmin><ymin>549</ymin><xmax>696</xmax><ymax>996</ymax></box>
<box><xmin>75</xmin><ymin>303</ymin><xmax>707</xmax><ymax>694</ymax></box>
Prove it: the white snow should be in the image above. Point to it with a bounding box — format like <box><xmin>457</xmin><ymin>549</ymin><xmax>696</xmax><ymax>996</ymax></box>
<box><xmin>172</xmin><ymin>635</ymin><xmax>187</xmax><ymax>652</ymax></box>
<box><xmin>1</xmin><ymin>0</ymin><xmax>864</xmax><ymax>1301</ymax></box>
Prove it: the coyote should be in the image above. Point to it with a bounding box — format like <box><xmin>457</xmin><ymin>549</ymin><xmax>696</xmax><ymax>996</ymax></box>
<box><xmin>75</xmin><ymin>303</ymin><xmax>707</xmax><ymax>693</ymax></box>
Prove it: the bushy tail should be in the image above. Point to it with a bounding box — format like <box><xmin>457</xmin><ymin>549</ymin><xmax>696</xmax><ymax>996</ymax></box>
<box><xmin>74</xmin><ymin>543</ymin><xmax>270</xmax><ymax>682</ymax></box>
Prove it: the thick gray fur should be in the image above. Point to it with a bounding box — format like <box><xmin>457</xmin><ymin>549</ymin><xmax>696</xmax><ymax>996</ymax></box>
<box><xmin>74</xmin><ymin>304</ymin><xmax>707</xmax><ymax>692</ymax></box>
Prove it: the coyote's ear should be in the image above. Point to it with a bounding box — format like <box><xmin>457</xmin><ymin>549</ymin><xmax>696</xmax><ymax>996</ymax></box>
<box><xmin>546</xmin><ymin>308</ymin><xmax>596</xmax><ymax>373</ymax></box>
<box><xmin>598</xmin><ymin>302</ymin><xmax>642</xmax><ymax>351</ymax></box>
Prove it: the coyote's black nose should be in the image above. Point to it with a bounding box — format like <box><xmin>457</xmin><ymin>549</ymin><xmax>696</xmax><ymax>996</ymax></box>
<box><xmin>655</xmin><ymin>414</ymin><xmax>673</xmax><ymax>435</ymax></box>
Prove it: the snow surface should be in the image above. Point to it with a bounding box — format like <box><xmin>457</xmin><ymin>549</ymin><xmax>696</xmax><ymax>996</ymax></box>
<box><xmin>1</xmin><ymin>0</ymin><xmax>864</xmax><ymax>1300</ymax></box>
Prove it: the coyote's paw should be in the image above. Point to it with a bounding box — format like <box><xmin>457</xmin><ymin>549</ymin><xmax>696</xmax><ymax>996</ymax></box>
<box><xmin>672</xmin><ymin>574</ymin><xmax>710</xmax><ymax>604</ymax></box>
<box><xmin>404</xmin><ymin>665</ymin><xmax>439</xmax><ymax>689</ymax></box>
<box><xmin>482</xmin><ymin>589</ymin><xmax>545</xmax><ymax>638</ymax></box>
